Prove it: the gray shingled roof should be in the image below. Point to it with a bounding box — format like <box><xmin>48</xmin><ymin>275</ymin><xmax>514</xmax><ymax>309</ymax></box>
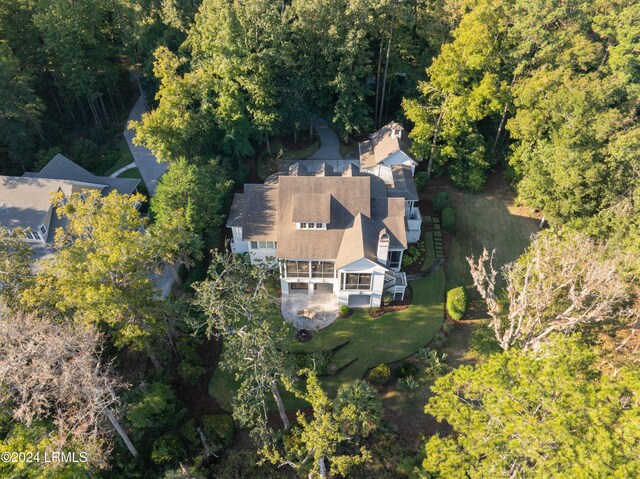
<box><xmin>230</xmin><ymin>166</ymin><xmax>408</xmax><ymax>266</ymax></box>
<box><xmin>335</xmin><ymin>213</ymin><xmax>379</xmax><ymax>268</ymax></box>
<box><xmin>0</xmin><ymin>176</ymin><xmax>74</xmax><ymax>231</ymax></box>
<box><xmin>241</xmin><ymin>185</ymin><xmax>278</xmax><ymax>241</ymax></box>
<box><xmin>25</xmin><ymin>154</ymin><xmax>140</xmax><ymax>196</ymax></box>
<box><xmin>227</xmin><ymin>193</ymin><xmax>244</xmax><ymax>227</ymax></box>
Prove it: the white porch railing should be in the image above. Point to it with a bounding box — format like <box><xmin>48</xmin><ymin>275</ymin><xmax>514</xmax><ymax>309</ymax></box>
<box><xmin>384</xmin><ymin>271</ymin><xmax>407</xmax><ymax>299</ymax></box>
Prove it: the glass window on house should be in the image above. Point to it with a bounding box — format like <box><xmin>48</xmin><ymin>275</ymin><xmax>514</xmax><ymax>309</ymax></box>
<box><xmin>387</xmin><ymin>250</ymin><xmax>402</xmax><ymax>269</ymax></box>
<box><xmin>343</xmin><ymin>273</ymin><xmax>372</xmax><ymax>290</ymax></box>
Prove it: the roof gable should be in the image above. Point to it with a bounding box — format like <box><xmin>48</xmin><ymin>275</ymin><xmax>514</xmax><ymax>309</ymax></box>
<box><xmin>27</xmin><ymin>154</ymin><xmax>139</xmax><ymax>196</ymax></box>
<box><xmin>359</xmin><ymin>121</ymin><xmax>419</xmax><ymax>169</ymax></box>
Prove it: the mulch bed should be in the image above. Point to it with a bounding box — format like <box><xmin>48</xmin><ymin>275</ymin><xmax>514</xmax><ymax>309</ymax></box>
<box><xmin>402</xmin><ymin>259</ymin><xmax>424</xmax><ymax>275</ymax></box>
<box><xmin>383</xmin><ymin>285</ymin><xmax>413</xmax><ymax>311</ymax></box>
<box><xmin>281</xmin><ymin>131</ymin><xmax>316</xmax><ymax>150</ymax></box>
<box><xmin>338</xmin><ymin>310</ymin><xmax>354</xmax><ymax>319</ymax></box>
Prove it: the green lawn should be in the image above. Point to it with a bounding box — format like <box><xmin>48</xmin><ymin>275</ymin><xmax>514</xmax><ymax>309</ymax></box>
<box><xmin>209</xmin><ymin>269</ymin><xmax>445</xmax><ymax>407</ymax></box>
<box><xmin>446</xmin><ymin>189</ymin><xmax>538</xmax><ymax>290</ymax></box>
<box><xmin>117</xmin><ymin>167</ymin><xmax>142</xmax><ymax>179</ymax></box>
<box><xmin>289</xmin><ymin>270</ymin><xmax>445</xmax><ymax>392</ymax></box>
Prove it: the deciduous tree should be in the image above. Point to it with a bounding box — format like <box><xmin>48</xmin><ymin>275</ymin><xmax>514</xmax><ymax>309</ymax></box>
<box><xmin>22</xmin><ymin>190</ymin><xmax>188</xmax><ymax>363</ymax></box>
<box><xmin>194</xmin><ymin>250</ymin><xmax>292</xmax><ymax>433</ymax></box>
<box><xmin>260</xmin><ymin>371</ymin><xmax>378</xmax><ymax>479</ymax></box>
<box><xmin>467</xmin><ymin>231</ymin><xmax>634</xmax><ymax>351</ymax></box>
<box><xmin>0</xmin><ymin>226</ymin><xmax>32</xmax><ymax>306</ymax></box>
<box><xmin>0</xmin><ymin>306</ymin><xmax>138</xmax><ymax>465</ymax></box>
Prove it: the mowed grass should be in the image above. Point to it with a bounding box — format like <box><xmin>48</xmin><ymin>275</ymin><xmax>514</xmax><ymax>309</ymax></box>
<box><xmin>446</xmin><ymin>188</ymin><xmax>538</xmax><ymax>290</ymax></box>
<box><xmin>117</xmin><ymin>167</ymin><xmax>142</xmax><ymax>179</ymax></box>
<box><xmin>289</xmin><ymin>270</ymin><xmax>445</xmax><ymax>392</ymax></box>
<box><xmin>209</xmin><ymin>270</ymin><xmax>445</xmax><ymax>407</ymax></box>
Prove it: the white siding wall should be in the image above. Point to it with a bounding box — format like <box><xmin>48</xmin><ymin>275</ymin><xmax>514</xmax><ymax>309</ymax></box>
<box><xmin>336</xmin><ymin>259</ymin><xmax>387</xmax><ymax>308</ymax></box>
<box><xmin>249</xmin><ymin>247</ymin><xmax>277</xmax><ymax>265</ymax></box>
<box><xmin>230</xmin><ymin>227</ymin><xmax>249</xmax><ymax>253</ymax></box>
<box><xmin>380</xmin><ymin>151</ymin><xmax>416</xmax><ymax>172</ymax></box>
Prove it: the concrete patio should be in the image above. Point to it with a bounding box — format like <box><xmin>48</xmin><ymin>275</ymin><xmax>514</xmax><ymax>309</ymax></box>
<box><xmin>281</xmin><ymin>292</ymin><xmax>340</xmax><ymax>330</ymax></box>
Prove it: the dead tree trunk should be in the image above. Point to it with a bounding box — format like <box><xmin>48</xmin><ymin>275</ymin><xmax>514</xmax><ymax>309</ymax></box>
<box><xmin>197</xmin><ymin>427</ymin><xmax>212</xmax><ymax>457</ymax></box>
<box><xmin>270</xmin><ymin>380</ymin><xmax>290</xmax><ymax>429</ymax></box>
<box><xmin>105</xmin><ymin>408</ymin><xmax>138</xmax><ymax>458</ymax></box>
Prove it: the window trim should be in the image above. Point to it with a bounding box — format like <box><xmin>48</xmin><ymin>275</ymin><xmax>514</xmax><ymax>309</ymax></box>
<box><xmin>387</xmin><ymin>250</ymin><xmax>402</xmax><ymax>269</ymax></box>
<box><xmin>342</xmin><ymin>273</ymin><xmax>372</xmax><ymax>291</ymax></box>
<box><xmin>297</xmin><ymin>222</ymin><xmax>326</xmax><ymax>230</ymax></box>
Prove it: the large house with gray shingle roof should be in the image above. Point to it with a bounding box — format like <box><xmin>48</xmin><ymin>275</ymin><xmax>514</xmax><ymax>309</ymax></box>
<box><xmin>0</xmin><ymin>154</ymin><xmax>139</xmax><ymax>244</ymax></box>
<box><xmin>227</xmin><ymin>122</ymin><xmax>421</xmax><ymax>308</ymax></box>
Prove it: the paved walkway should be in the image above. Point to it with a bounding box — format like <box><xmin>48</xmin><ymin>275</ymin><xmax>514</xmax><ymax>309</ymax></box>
<box><xmin>109</xmin><ymin>162</ymin><xmax>136</xmax><ymax>178</ymax></box>
<box><xmin>299</xmin><ymin>117</ymin><xmax>360</xmax><ymax>172</ymax></box>
<box><xmin>123</xmin><ymin>95</ymin><xmax>168</xmax><ymax>196</ymax></box>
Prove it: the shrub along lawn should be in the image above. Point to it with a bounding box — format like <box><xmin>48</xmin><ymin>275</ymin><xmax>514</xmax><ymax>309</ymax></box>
<box><xmin>289</xmin><ymin>270</ymin><xmax>445</xmax><ymax>393</ymax></box>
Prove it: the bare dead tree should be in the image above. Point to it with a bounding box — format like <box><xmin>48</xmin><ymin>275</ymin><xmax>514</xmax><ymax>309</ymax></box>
<box><xmin>467</xmin><ymin>232</ymin><xmax>636</xmax><ymax>351</ymax></box>
<box><xmin>0</xmin><ymin>306</ymin><xmax>137</xmax><ymax>466</ymax></box>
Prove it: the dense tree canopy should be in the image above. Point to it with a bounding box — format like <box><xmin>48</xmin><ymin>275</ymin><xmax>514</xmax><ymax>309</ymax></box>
<box><xmin>421</xmin><ymin>335</ymin><xmax>640</xmax><ymax>478</ymax></box>
<box><xmin>405</xmin><ymin>0</ymin><xmax>640</xmax><ymax>207</ymax></box>
<box><xmin>21</xmin><ymin>191</ymin><xmax>190</xmax><ymax>357</ymax></box>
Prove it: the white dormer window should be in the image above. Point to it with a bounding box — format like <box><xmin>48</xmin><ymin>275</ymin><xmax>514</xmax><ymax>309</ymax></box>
<box><xmin>39</xmin><ymin>225</ymin><xmax>47</xmax><ymax>236</ymax></box>
<box><xmin>297</xmin><ymin>222</ymin><xmax>326</xmax><ymax>230</ymax></box>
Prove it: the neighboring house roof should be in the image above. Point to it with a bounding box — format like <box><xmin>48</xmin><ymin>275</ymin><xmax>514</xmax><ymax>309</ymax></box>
<box><xmin>359</xmin><ymin>121</ymin><xmax>419</xmax><ymax>169</ymax></box>
<box><xmin>24</xmin><ymin>154</ymin><xmax>140</xmax><ymax>196</ymax></box>
<box><xmin>0</xmin><ymin>176</ymin><xmax>74</xmax><ymax>231</ymax></box>
<box><xmin>229</xmin><ymin>162</ymin><xmax>408</xmax><ymax>265</ymax></box>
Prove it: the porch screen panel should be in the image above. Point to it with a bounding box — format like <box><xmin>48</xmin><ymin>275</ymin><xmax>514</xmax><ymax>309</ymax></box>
<box><xmin>286</xmin><ymin>261</ymin><xmax>310</xmax><ymax>277</ymax></box>
<box><xmin>311</xmin><ymin>261</ymin><xmax>335</xmax><ymax>278</ymax></box>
